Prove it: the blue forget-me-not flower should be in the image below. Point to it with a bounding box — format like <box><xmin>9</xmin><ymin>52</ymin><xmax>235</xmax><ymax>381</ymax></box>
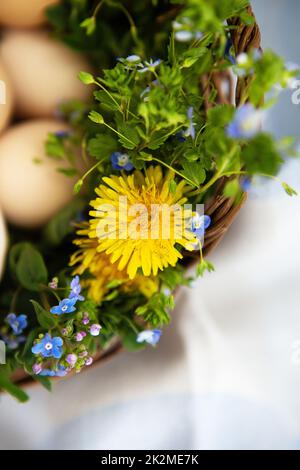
<box><xmin>137</xmin><ymin>329</ymin><xmax>162</xmax><ymax>346</ymax></box>
<box><xmin>31</xmin><ymin>333</ymin><xmax>63</xmax><ymax>359</ymax></box>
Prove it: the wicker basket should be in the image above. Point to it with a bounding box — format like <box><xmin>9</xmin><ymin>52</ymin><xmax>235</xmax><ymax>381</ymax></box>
<box><xmin>7</xmin><ymin>6</ymin><xmax>261</xmax><ymax>391</ymax></box>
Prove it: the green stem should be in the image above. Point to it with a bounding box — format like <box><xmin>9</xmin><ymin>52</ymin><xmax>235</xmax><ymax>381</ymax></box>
<box><xmin>103</xmin><ymin>122</ymin><xmax>136</xmax><ymax>147</ymax></box>
<box><xmin>40</xmin><ymin>285</ymin><xmax>61</xmax><ymax>303</ymax></box>
<box><xmin>94</xmin><ymin>80</ymin><xmax>123</xmax><ymax>114</ymax></box>
<box><xmin>187</xmin><ymin>147</ymin><xmax>237</xmax><ymax>196</ymax></box>
<box><xmin>81</xmin><ymin>158</ymin><xmax>105</xmax><ymax>183</ymax></box>
<box><xmin>9</xmin><ymin>286</ymin><xmax>22</xmax><ymax>313</ymax></box>
<box><xmin>81</xmin><ymin>134</ymin><xmax>89</xmax><ymax>167</ymax></box>
<box><xmin>150</xmin><ymin>156</ymin><xmax>196</xmax><ymax>187</ymax></box>
<box><xmin>124</xmin><ymin>316</ymin><xmax>139</xmax><ymax>334</ymax></box>
<box><xmin>93</xmin><ymin>0</ymin><xmax>106</xmax><ymax>17</ymax></box>
<box><xmin>106</xmin><ymin>0</ymin><xmax>143</xmax><ymax>54</ymax></box>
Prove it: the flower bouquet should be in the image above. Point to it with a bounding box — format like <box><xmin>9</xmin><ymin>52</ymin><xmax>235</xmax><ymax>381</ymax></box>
<box><xmin>0</xmin><ymin>0</ymin><xmax>297</xmax><ymax>402</ymax></box>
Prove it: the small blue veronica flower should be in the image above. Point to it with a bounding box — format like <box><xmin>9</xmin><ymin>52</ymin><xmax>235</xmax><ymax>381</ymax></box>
<box><xmin>240</xmin><ymin>176</ymin><xmax>251</xmax><ymax>192</ymax></box>
<box><xmin>124</xmin><ymin>54</ymin><xmax>141</xmax><ymax>63</ymax></box>
<box><xmin>69</xmin><ymin>276</ymin><xmax>85</xmax><ymax>302</ymax></box>
<box><xmin>6</xmin><ymin>313</ymin><xmax>27</xmax><ymax>335</ymax></box>
<box><xmin>174</xmin><ymin>30</ymin><xmax>193</xmax><ymax>42</ymax></box>
<box><xmin>186</xmin><ymin>106</ymin><xmax>196</xmax><ymax>140</ymax></box>
<box><xmin>31</xmin><ymin>333</ymin><xmax>63</xmax><ymax>359</ymax></box>
<box><xmin>50</xmin><ymin>297</ymin><xmax>77</xmax><ymax>315</ymax></box>
<box><xmin>140</xmin><ymin>79</ymin><xmax>159</xmax><ymax>99</ymax></box>
<box><xmin>111</xmin><ymin>152</ymin><xmax>134</xmax><ymax>171</ymax></box>
<box><xmin>136</xmin><ymin>329</ymin><xmax>162</xmax><ymax>346</ymax></box>
<box><xmin>226</xmin><ymin>104</ymin><xmax>262</xmax><ymax>139</ymax></box>
<box><xmin>55</xmin><ymin>130</ymin><xmax>71</xmax><ymax>138</ymax></box>
<box><xmin>225</xmin><ymin>37</ymin><xmax>236</xmax><ymax>65</ymax></box>
<box><xmin>1</xmin><ymin>334</ymin><xmax>26</xmax><ymax>350</ymax></box>
<box><xmin>177</xmin><ymin>106</ymin><xmax>196</xmax><ymax>141</ymax></box>
<box><xmin>138</xmin><ymin>59</ymin><xmax>161</xmax><ymax>73</ymax></box>
<box><xmin>191</xmin><ymin>213</ymin><xmax>211</xmax><ymax>240</ymax></box>
<box><xmin>117</xmin><ymin>55</ymin><xmax>142</xmax><ymax>70</ymax></box>
<box><xmin>39</xmin><ymin>365</ymin><xmax>68</xmax><ymax>377</ymax></box>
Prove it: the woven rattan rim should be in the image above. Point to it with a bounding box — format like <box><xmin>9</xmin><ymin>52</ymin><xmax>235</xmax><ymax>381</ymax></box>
<box><xmin>7</xmin><ymin>6</ymin><xmax>261</xmax><ymax>391</ymax></box>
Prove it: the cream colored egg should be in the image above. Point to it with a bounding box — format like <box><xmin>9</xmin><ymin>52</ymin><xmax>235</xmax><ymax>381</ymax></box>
<box><xmin>0</xmin><ymin>209</ymin><xmax>8</xmax><ymax>280</ymax></box>
<box><xmin>0</xmin><ymin>60</ymin><xmax>14</xmax><ymax>133</ymax></box>
<box><xmin>0</xmin><ymin>30</ymin><xmax>92</xmax><ymax>118</ymax></box>
<box><xmin>0</xmin><ymin>0</ymin><xmax>59</xmax><ymax>28</ymax></box>
<box><xmin>0</xmin><ymin>120</ymin><xmax>81</xmax><ymax>229</ymax></box>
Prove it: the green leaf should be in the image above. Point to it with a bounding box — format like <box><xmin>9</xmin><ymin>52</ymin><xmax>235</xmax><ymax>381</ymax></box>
<box><xmin>94</xmin><ymin>90</ymin><xmax>121</xmax><ymax>112</ymax></box>
<box><xmin>147</xmin><ymin>130</ymin><xmax>170</xmax><ymax>150</ymax></box>
<box><xmin>30</xmin><ymin>300</ymin><xmax>57</xmax><ymax>329</ymax></box>
<box><xmin>196</xmin><ymin>260</ymin><xmax>215</xmax><ymax>277</ymax></box>
<box><xmin>159</xmin><ymin>265</ymin><xmax>190</xmax><ymax>290</ymax></box>
<box><xmin>0</xmin><ymin>371</ymin><xmax>29</xmax><ymax>402</ymax></box>
<box><xmin>182</xmin><ymin>162</ymin><xmax>206</xmax><ymax>187</ymax></box>
<box><xmin>242</xmin><ymin>134</ymin><xmax>283</xmax><ymax>175</ymax></box>
<box><xmin>119</xmin><ymin>329</ymin><xmax>145</xmax><ymax>352</ymax></box>
<box><xmin>135</xmin><ymin>293</ymin><xmax>171</xmax><ymax>326</ymax></box>
<box><xmin>57</xmin><ymin>167</ymin><xmax>78</xmax><ymax>177</ymax></box>
<box><xmin>106</xmin><ymin>279</ymin><xmax>124</xmax><ymax>289</ymax></box>
<box><xmin>34</xmin><ymin>375</ymin><xmax>52</xmax><ymax>391</ymax></box>
<box><xmin>80</xmin><ymin>17</ymin><xmax>96</xmax><ymax>36</ymax></box>
<box><xmin>45</xmin><ymin>133</ymin><xmax>65</xmax><ymax>160</ymax></box>
<box><xmin>43</xmin><ymin>199</ymin><xmax>85</xmax><ymax>246</ymax></box>
<box><xmin>282</xmin><ymin>182</ymin><xmax>298</xmax><ymax>197</ymax></box>
<box><xmin>207</xmin><ymin>105</ymin><xmax>235</xmax><ymax>127</ymax></box>
<box><xmin>223</xmin><ymin>179</ymin><xmax>240</xmax><ymax>198</ymax></box>
<box><xmin>78</xmin><ymin>70</ymin><xmax>95</xmax><ymax>85</ymax></box>
<box><xmin>88</xmin><ymin>133</ymin><xmax>118</xmax><ymax>159</ymax></box>
<box><xmin>181</xmin><ymin>47</ymin><xmax>207</xmax><ymax>68</ymax></box>
<box><xmin>117</xmin><ymin>122</ymin><xmax>140</xmax><ymax>150</ymax></box>
<box><xmin>21</xmin><ymin>328</ymin><xmax>40</xmax><ymax>359</ymax></box>
<box><xmin>10</xmin><ymin>243</ymin><xmax>48</xmax><ymax>291</ymax></box>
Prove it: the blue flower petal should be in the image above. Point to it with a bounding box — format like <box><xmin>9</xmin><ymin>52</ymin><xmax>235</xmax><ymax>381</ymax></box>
<box><xmin>50</xmin><ymin>305</ymin><xmax>63</xmax><ymax>315</ymax></box>
<box><xmin>31</xmin><ymin>342</ymin><xmax>44</xmax><ymax>355</ymax></box>
<box><xmin>52</xmin><ymin>336</ymin><xmax>63</xmax><ymax>347</ymax></box>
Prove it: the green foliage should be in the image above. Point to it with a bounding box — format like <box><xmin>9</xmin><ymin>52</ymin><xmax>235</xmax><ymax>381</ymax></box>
<box><xmin>242</xmin><ymin>134</ymin><xmax>283</xmax><ymax>175</ymax></box>
<box><xmin>43</xmin><ymin>199</ymin><xmax>85</xmax><ymax>246</ymax></box>
<box><xmin>88</xmin><ymin>133</ymin><xmax>118</xmax><ymax>159</ymax></box>
<box><xmin>9</xmin><ymin>243</ymin><xmax>48</xmax><ymax>292</ymax></box>
<box><xmin>159</xmin><ymin>265</ymin><xmax>191</xmax><ymax>290</ymax></box>
<box><xmin>282</xmin><ymin>182</ymin><xmax>298</xmax><ymax>197</ymax></box>
<box><xmin>135</xmin><ymin>293</ymin><xmax>173</xmax><ymax>326</ymax></box>
<box><xmin>182</xmin><ymin>162</ymin><xmax>206</xmax><ymax>186</ymax></box>
<box><xmin>0</xmin><ymin>370</ymin><xmax>29</xmax><ymax>403</ymax></box>
<box><xmin>223</xmin><ymin>179</ymin><xmax>241</xmax><ymax>198</ymax></box>
<box><xmin>30</xmin><ymin>300</ymin><xmax>57</xmax><ymax>329</ymax></box>
<box><xmin>196</xmin><ymin>259</ymin><xmax>215</xmax><ymax>277</ymax></box>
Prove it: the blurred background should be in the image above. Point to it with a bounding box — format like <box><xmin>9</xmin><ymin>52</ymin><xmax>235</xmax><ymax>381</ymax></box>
<box><xmin>1</xmin><ymin>0</ymin><xmax>300</xmax><ymax>450</ymax></box>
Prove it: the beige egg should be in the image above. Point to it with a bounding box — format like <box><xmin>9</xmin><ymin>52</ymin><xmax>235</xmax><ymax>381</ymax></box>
<box><xmin>0</xmin><ymin>30</ymin><xmax>92</xmax><ymax>118</ymax></box>
<box><xmin>0</xmin><ymin>60</ymin><xmax>14</xmax><ymax>133</ymax></box>
<box><xmin>0</xmin><ymin>209</ymin><xmax>8</xmax><ymax>280</ymax></box>
<box><xmin>0</xmin><ymin>0</ymin><xmax>59</xmax><ymax>28</ymax></box>
<box><xmin>0</xmin><ymin>120</ymin><xmax>81</xmax><ymax>229</ymax></box>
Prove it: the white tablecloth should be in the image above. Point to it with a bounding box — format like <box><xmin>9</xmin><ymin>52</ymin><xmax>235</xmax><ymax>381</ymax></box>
<box><xmin>1</xmin><ymin>0</ymin><xmax>300</xmax><ymax>450</ymax></box>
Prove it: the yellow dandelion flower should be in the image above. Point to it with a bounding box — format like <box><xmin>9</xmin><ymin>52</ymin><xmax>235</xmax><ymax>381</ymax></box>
<box><xmin>70</xmin><ymin>224</ymin><xmax>159</xmax><ymax>303</ymax></box>
<box><xmin>88</xmin><ymin>165</ymin><xmax>196</xmax><ymax>279</ymax></box>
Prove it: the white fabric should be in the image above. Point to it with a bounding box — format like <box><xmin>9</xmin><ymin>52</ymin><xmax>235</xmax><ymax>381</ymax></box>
<box><xmin>1</xmin><ymin>0</ymin><xmax>300</xmax><ymax>450</ymax></box>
